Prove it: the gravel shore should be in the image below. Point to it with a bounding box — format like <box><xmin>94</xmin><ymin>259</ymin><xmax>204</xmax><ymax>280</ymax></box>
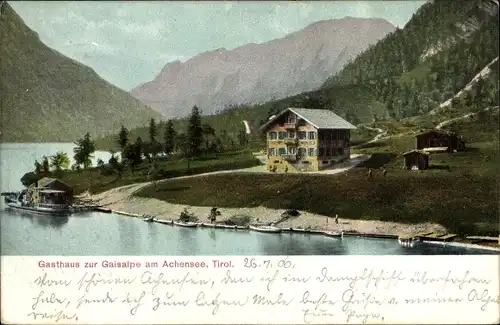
<box><xmin>80</xmin><ymin>180</ymin><xmax>447</xmax><ymax>236</ymax></box>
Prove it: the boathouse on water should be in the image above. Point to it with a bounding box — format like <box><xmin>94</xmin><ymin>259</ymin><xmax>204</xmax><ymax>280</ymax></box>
<box><xmin>27</xmin><ymin>177</ymin><xmax>74</xmax><ymax>206</ymax></box>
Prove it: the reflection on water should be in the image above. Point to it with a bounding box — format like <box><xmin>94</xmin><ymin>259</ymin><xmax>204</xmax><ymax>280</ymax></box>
<box><xmin>2</xmin><ymin>143</ymin><xmax>498</xmax><ymax>256</ymax></box>
<box><xmin>208</xmin><ymin>228</ymin><xmax>217</xmax><ymax>242</ymax></box>
<box><xmin>6</xmin><ymin>209</ymin><xmax>69</xmax><ymax>229</ymax></box>
<box><xmin>1</xmin><ymin>211</ymin><xmax>498</xmax><ymax>256</ymax></box>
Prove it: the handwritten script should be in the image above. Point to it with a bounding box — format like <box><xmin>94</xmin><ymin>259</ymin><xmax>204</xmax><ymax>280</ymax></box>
<box><xmin>2</xmin><ymin>256</ymin><xmax>499</xmax><ymax>324</ymax></box>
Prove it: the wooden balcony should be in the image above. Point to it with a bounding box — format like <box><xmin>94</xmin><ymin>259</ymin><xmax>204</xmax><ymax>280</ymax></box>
<box><xmin>283</xmin><ymin>122</ymin><xmax>297</xmax><ymax>130</ymax></box>
<box><xmin>283</xmin><ymin>138</ymin><xmax>298</xmax><ymax>145</ymax></box>
<box><xmin>281</xmin><ymin>154</ymin><xmax>297</xmax><ymax>162</ymax></box>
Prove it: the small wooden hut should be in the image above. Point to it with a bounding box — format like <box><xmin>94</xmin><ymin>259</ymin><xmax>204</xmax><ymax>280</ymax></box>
<box><xmin>414</xmin><ymin>129</ymin><xmax>465</xmax><ymax>153</ymax></box>
<box><xmin>402</xmin><ymin>150</ymin><xmax>429</xmax><ymax>170</ymax></box>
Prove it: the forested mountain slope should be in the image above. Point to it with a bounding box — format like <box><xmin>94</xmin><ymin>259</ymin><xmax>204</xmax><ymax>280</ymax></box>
<box><xmin>0</xmin><ymin>2</ymin><xmax>162</xmax><ymax>142</ymax></box>
<box><xmin>322</xmin><ymin>0</ymin><xmax>499</xmax><ymax>120</ymax></box>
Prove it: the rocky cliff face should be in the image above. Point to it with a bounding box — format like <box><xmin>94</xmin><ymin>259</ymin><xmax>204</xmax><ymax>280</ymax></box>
<box><xmin>130</xmin><ymin>17</ymin><xmax>395</xmax><ymax>118</ymax></box>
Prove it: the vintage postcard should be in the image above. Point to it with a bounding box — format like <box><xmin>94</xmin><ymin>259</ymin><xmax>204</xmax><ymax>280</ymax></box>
<box><xmin>0</xmin><ymin>0</ymin><xmax>499</xmax><ymax>324</ymax></box>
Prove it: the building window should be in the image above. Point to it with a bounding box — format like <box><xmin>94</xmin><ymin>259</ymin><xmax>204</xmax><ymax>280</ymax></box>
<box><xmin>298</xmin><ymin>147</ymin><xmax>307</xmax><ymax>156</ymax></box>
<box><xmin>278</xmin><ymin>132</ymin><xmax>286</xmax><ymax>140</ymax></box>
<box><xmin>287</xmin><ymin>115</ymin><xmax>296</xmax><ymax>124</ymax></box>
<box><xmin>288</xmin><ymin>131</ymin><xmax>295</xmax><ymax>139</ymax></box>
<box><xmin>298</xmin><ymin>131</ymin><xmax>307</xmax><ymax>140</ymax></box>
<box><xmin>308</xmin><ymin>148</ymin><xmax>315</xmax><ymax>156</ymax></box>
<box><xmin>268</xmin><ymin>132</ymin><xmax>277</xmax><ymax>140</ymax></box>
<box><xmin>268</xmin><ymin>148</ymin><xmax>275</xmax><ymax>156</ymax></box>
<box><xmin>278</xmin><ymin>147</ymin><xmax>287</xmax><ymax>155</ymax></box>
<box><xmin>288</xmin><ymin>147</ymin><xmax>296</xmax><ymax>155</ymax></box>
<box><xmin>308</xmin><ymin>132</ymin><xmax>316</xmax><ymax>140</ymax></box>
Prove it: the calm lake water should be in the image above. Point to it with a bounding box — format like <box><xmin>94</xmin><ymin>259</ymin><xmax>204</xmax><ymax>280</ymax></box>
<box><xmin>0</xmin><ymin>143</ymin><xmax>496</xmax><ymax>256</ymax></box>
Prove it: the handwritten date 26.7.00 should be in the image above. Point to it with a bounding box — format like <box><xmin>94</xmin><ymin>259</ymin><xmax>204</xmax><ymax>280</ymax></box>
<box><xmin>243</xmin><ymin>257</ymin><xmax>294</xmax><ymax>269</ymax></box>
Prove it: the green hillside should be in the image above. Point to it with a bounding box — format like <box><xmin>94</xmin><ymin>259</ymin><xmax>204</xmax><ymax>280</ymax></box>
<box><xmin>95</xmin><ymin>83</ymin><xmax>384</xmax><ymax>150</ymax></box>
<box><xmin>322</xmin><ymin>0</ymin><xmax>499</xmax><ymax>119</ymax></box>
<box><xmin>0</xmin><ymin>2</ymin><xmax>162</xmax><ymax>143</ymax></box>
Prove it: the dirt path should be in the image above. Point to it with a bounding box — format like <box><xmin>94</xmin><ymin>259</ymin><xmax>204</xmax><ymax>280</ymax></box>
<box><xmin>436</xmin><ymin>106</ymin><xmax>499</xmax><ymax>130</ymax></box>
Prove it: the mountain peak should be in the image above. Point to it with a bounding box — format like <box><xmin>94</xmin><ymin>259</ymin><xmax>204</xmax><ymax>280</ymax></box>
<box><xmin>131</xmin><ymin>18</ymin><xmax>395</xmax><ymax>118</ymax></box>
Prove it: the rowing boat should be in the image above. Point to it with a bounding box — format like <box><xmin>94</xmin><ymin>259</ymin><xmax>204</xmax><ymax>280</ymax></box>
<box><xmin>173</xmin><ymin>221</ymin><xmax>199</xmax><ymax>228</ymax></box>
<box><xmin>324</xmin><ymin>231</ymin><xmax>342</xmax><ymax>238</ymax></box>
<box><xmin>249</xmin><ymin>225</ymin><xmax>281</xmax><ymax>233</ymax></box>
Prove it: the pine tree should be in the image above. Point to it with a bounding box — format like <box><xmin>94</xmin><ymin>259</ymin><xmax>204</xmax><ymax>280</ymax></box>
<box><xmin>148</xmin><ymin>118</ymin><xmax>157</xmax><ymax>144</ymax></box>
<box><xmin>163</xmin><ymin>119</ymin><xmax>176</xmax><ymax>155</ymax></box>
<box><xmin>34</xmin><ymin>160</ymin><xmax>42</xmax><ymax>175</ymax></box>
<box><xmin>117</xmin><ymin>126</ymin><xmax>129</xmax><ymax>153</ymax></box>
<box><xmin>42</xmin><ymin>156</ymin><xmax>50</xmax><ymax>175</ymax></box>
<box><xmin>73</xmin><ymin>133</ymin><xmax>95</xmax><ymax>169</ymax></box>
<box><xmin>186</xmin><ymin>106</ymin><xmax>203</xmax><ymax>160</ymax></box>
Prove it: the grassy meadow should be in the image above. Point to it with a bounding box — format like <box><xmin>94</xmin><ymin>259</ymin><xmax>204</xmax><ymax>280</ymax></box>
<box><xmin>60</xmin><ymin>149</ymin><xmax>260</xmax><ymax>195</ymax></box>
<box><xmin>135</xmin><ymin>110</ymin><xmax>499</xmax><ymax>236</ymax></box>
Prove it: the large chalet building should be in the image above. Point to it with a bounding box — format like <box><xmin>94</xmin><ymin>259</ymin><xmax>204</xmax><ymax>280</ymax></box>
<box><xmin>260</xmin><ymin>108</ymin><xmax>357</xmax><ymax>172</ymax></box>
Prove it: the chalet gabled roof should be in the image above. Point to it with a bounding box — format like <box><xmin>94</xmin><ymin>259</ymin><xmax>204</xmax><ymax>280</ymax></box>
<box><xmin>260</xmin><ymin>107</ymin><xmax>357</xmax><ymax>131</ymax></box>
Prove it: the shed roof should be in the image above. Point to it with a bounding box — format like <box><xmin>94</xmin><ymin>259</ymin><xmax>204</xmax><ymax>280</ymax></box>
<box><xmin>402</xmin><ymin>149</ymin><xmax>430</xmax><ymax>156</ymax></box>
<box><xmin>260</xmin><ymin>107</ymin><xmax>357</xmax><ymax>131</ymax></box>
<box><xmin>39</xmin><ymin>189</ymin><xmax>67</xmax><ymax>194</ymax></box>
<box><xmin>414</xmin><ymin>129</ymin><xmax>457</xmax><ymax>137</ymax></box>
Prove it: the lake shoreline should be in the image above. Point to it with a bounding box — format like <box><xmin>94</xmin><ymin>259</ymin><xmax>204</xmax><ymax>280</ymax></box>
<box><xmin>79</xmin><ymin>181</ymin><xmax>447</xmax><ymax>236</ymax></box>
<box><xmin>77</xmin><ymin>180</ymin><xmax>500</xmax><ymax>253</ymax></box>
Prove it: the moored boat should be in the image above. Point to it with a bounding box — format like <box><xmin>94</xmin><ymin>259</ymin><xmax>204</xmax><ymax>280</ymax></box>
<box><xmin>201</xmin><ymin>222</ymin><xmax>218</xmax><ymax>228</ymax></box>
<box><xmin>142</xmin><ymin>215</ymin><xmax>155</xmax><ymax>222</ymax></box>
<box><xmin>291</xmin><ymin>227</ymin><xmax>311</xmax><ymax>233</ymax></box>
<box><xmin>173</xmin><ymin>221</ymin><xmax>199</xmax><ymax>227</ymax></box>
<box><xmin>3</xmin><ymin>177</ymin><xmax>75</xmax><ymax>216</ymax></box>
<box><xmin>398</xmin><ymin>236</ymin><xmax>421</xmax><ymax>248</ymax></box>
<box><xmin>324</xmin><ymin>231</ymin><xmax>342</xmax><ymax>238</ymax></box>
<box><xmin>155</xmin><ymin>219</ymin><xmax>173</xmax><ymax>225</ymax></box>
<box><xmin>4</xmin><ymin>190</ymin><xmax>72</xmax><ymax>216</ymax></box>
<box><xmin>249</xmin><ymin>225</ymin><xmax>282</xmax><ymax>233</ymax></box>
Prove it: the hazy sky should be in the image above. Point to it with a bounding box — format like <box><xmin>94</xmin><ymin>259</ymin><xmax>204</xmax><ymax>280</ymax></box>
<box><xmin>11</xmin><ymin>1</ymin><xmax>425</xmax><ymax>90</ymax></box>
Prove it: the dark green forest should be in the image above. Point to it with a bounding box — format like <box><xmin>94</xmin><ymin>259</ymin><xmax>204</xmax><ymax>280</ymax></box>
<box><xmin>323</xmin><ymin>0</ymin><xmax>499</xmax><ymax>119</ymax></box>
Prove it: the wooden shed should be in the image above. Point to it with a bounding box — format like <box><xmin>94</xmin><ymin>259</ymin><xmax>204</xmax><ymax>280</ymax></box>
<box><xmin>415</xmin><ymin>130</ymin><xmax>465</xmax><ymax>153</ymax></box>
<box><xmin>402</xmin><ymin>150</ymin><xmax>429</xmax><ymax>170</ymax></box>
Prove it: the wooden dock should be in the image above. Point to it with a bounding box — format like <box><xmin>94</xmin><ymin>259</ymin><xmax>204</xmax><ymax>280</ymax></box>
<box><xmin>1</xmin><ymin>192</ymin><xmax>18</xmax><ymax>196</ymax></box>
<box><xmin>399</xmin><ymin>232</ymin><xmax>458</xmax><ymax>242</ymax></box>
